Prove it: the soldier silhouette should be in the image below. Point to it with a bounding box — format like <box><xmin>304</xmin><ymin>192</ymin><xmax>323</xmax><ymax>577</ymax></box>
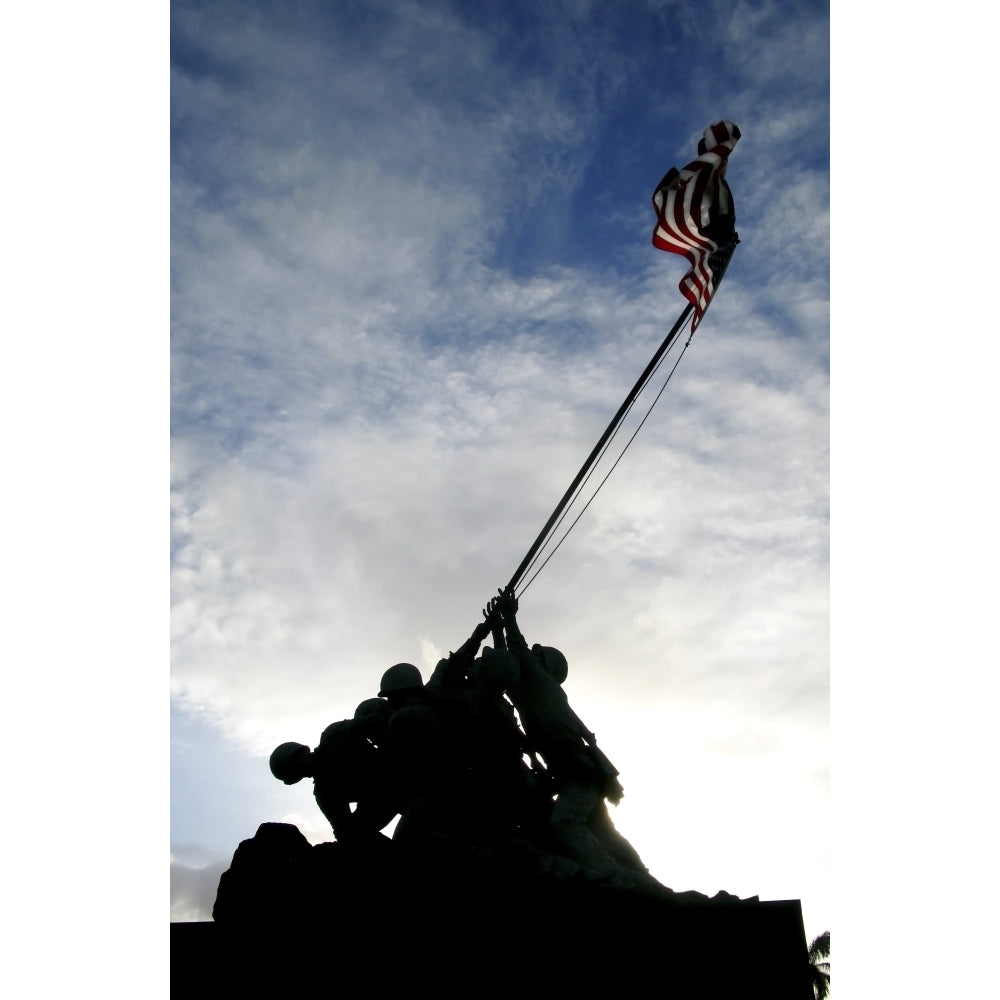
<box><xmin>490</xmin><ymin>589</ymin><xmax>653</xmax><ymax>886</ymax></box>
<box><xmin>269</xmin><ymin>699</ymin><xmax>398</xmax><ymax>845</ymax></box>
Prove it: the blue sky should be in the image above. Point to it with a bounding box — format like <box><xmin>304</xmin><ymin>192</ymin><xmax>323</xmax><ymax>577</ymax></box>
<box><xmin>8</xmin><ymin>3</ymin><xmax>1000</xmax><ymax>995</ymax></box>
<box><xmin>169</xmin><ymin>0</ymin><xmax>830</xmax><ymax>938</ymax></box>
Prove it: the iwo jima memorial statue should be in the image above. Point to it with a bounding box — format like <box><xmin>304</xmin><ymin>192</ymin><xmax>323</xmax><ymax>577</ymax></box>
<box><xmin>174</xmin><ymin>123</ymin><xmax>816</xmax><ymax>997</ymax></box>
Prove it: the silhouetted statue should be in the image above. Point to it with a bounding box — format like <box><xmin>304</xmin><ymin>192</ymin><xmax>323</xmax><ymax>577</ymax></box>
<box><xmin>225</xmin><ymin>592</ymin><xmax>774</xmax><ymax>939</ymax></box>
<box><xmin>212</xmin><ymin>821</ymin><xmax>312</xmax><ymax>923</ymax></box>
<box><xmin>490</xmin><ymin>589</ymin><xmax>655</xmax><ymax>888</ymax></box>
<box><xmin>269</xmin><ymin>702</ymin><xmax>398</xmax><ymax>845</ymax></box>
<box><xmin>375</xmin><ymin>618</ymin><xmax>539</xmax><ymax>855</ymax></box>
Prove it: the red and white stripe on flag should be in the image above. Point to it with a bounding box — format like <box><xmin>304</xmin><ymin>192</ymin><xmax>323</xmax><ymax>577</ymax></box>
<box><xmin>651</xmin><ymin>121</ymin><xmax>740</xmax><ymax>329</ymax></box>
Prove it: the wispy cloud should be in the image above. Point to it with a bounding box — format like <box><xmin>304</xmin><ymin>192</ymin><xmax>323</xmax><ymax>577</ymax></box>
<box><xmin>171</xmin><ymin>0</ymin><xmax>828</xmax><ymax>933</ymax></box>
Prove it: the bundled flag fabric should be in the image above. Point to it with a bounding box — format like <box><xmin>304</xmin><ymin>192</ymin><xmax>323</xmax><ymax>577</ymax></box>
<box><xmin>651</xmin><ymin>120</ymin><xmax>741</xmax><ymax>329</ymax></box>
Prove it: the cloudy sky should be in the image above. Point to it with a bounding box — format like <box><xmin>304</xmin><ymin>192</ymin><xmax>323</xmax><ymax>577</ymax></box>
<box><xmin>168</xmin><ymin>0</ymin><xmax>829</xmax><ymax>939</ymax></box>
<box><xmin>9</xmin><ymin>2</ymin><xmax>1000</xmax><ymax>994</ymax></box>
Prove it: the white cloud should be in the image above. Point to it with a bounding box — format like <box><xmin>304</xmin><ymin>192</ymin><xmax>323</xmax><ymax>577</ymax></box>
<box><xmin>170</xmin><ymin>856</ymin><xmax>228</xmax><ymax>922</ymax></box>
<box><xmin>171</xmin><ymin>264</ymin><xmax>827</xmax><ymax>745</ymax></box>
<box><xmin>171</xmin><ymin>0</ymin><xmax>829</xmax><ymax>939</ymax></box>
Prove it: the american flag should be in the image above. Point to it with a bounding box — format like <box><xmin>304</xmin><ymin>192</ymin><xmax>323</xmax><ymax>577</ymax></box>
<box><xmin>651</xmin><ymin>121</ymin><xmax>741</xmax><ymax>329</ymax></box>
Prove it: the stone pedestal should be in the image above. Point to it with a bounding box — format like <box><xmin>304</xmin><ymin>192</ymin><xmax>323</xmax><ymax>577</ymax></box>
<box><xmin>172</xmin><ymin>830</ymin><xmax>812</xmax><ymax>998</ymax></box>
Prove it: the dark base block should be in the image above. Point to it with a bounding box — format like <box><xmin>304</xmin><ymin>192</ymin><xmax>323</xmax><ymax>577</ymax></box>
<box><xmin>175</xmin><ymin>828</ymin><xmax>813</xmax><ymax>996</ymax></box>
<box><xmin>173</xmin><ymin>886</ymin><xmax>812</xmax><ymax>997</ymax></box>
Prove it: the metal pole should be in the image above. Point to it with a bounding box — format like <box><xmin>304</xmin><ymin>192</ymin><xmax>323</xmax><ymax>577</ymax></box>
<box><xmin>505</xmin><ymin>239</ymin><xmax>739</xmax><ymax>596</ymax></box>
<box><xmin>505</xmin><ymin>301</ymin><xmax>693</xmax><ymax>595</ymax></box>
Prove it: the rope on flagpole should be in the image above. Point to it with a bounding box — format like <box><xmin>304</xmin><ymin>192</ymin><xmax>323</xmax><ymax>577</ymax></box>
<box><xmin>516</xmin><ymin>319</ymin><xmax>699</xmax><ymax>598</ymax></box>
<box><xmin>505</xmin><ymin>238</ymin><xmax>740</xmax><ymax>599</ymax></box>
<box><xmin>504</xmin><ymin>300</ymin><xmax>695</xmax><ymax>597</ymax></box>
<box><xmin>512</xmin><ymin>326</ymin><xmax>687</xmax><ymax>592</ymax></box>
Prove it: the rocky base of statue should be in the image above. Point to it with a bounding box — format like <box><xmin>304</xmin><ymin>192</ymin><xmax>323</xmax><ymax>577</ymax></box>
<box><xmin>170</xmin><ymin>822</ymin><xmax>813</xmax><ymax>998</ymax></box>
<box><xmin>211</xmin><ymin>821</ymin><xmax>754</xmax><ymax>920</ymax></box>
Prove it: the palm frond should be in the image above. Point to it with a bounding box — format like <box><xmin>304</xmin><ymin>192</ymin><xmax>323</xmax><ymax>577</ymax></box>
<box><xmin>807</xmin><ymin>930</ymin><xmax>830</xmax><ymax>962</ymax></box>
<box><xmin>807</xmin><ymin>930</ymin><xmax>831</xmax><ymax>998</ymax></box>
<box><xmin>809</xmin><ymin>965</ymin><xmax>831</xmax><ymax>997</ymax></box>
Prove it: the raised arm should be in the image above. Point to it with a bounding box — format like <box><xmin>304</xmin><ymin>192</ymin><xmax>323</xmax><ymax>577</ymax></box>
<box><xmin>484</xmin><ymin>595</ymin><xmax>506</xmax><ymax>651</ymax></box>
<box><xmin>427</xmin><ymin>614</ymin><xmax>493</xmax><ymax>687</ymax></box>
<box><xmin>495</xmin><ymin>588</ymin><xmax>528</xmax><ymax>654</ymax></box>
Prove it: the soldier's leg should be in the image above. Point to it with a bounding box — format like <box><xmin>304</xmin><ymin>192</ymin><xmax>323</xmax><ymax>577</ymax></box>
<box><xmin>550</xmin><ymin>778</ymin><xmax>619</xmax><ymax>878</ymax></box>
<box><xmin>587</xmin><ymin>798</ymin><xmax>649</xmax><ymax>872</ymax></box>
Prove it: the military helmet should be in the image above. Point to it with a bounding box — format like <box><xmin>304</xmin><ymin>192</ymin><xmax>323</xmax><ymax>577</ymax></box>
<box><xmin>474</xmin><ymin>647</ymin><xmax>520</xmax><ymax>693</ymax></box>
<box><xmin>378</xmin><ymin>662</ymin><xmax>424</xmax><ymax>697</ymax></box>
<box><xmin>319</xmin><ymin>720</ymin><xmax>354</xmax><ymax>750</ymax></box>
<box><xmin>354</xmin><ymin>697</ymin><xmax>392</xmax><ymax>722</ymax></box>
<box><xmin>269</xmin><ymin>742</ymin><xmax>311</xmax><ymax>785</ymax></box>
<box><xmin>533</xmin><ymin>644</ymin><xmax>568</xmax><ymax>684</ymax></box>
<box><xmin>354</xmin><ymin>697</ymin><xmax>392</xmax><ymax>741</ymax></box>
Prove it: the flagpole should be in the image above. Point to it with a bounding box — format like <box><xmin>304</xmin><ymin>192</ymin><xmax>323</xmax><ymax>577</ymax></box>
<box><xmin>504</xmin><ymin>238</ymin><xmax>739</xmax><ymax>597</ymax></box>
<box><xmin>505</xmin><ymin>300</ymin><xmax>693</xmax><ymax>596</ymax></box>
